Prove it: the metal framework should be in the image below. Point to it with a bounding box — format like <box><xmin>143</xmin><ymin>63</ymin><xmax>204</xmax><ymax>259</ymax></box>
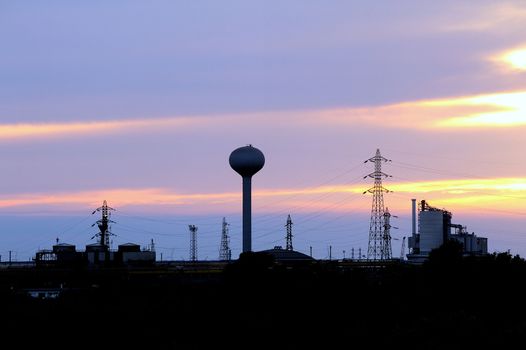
<box><xmin>219</xmin><ymin>217</ymin><xmax>231</xmax><ymax>261</ymax></box>
<box><xmin>92</xmin><ymin>200</ymin><xmax>115</xmax><ymax>249</ymax></box>
<box><xmin>364</xmin><ymin>149</ymin><xmax>392</xmax><ymax>260</ymax></box>
<box><xmin>285</xmin><ymin>214</ymin><xmax>293</xmax><ymax>251</ymax></box>
<box><xmin>189</xmin><ymin>225</ymin><xmax>198</xmax><ymax>262</ymax></box>
<box><xmin>383</xmin><ymin>208</ymin><xmax>398</xmax><ymax>260</ymax></box>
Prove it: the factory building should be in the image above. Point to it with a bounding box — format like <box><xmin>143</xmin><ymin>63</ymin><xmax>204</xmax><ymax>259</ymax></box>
<box><xmin>35</xmin><ymin>201</ymin><xmax>156</xmax><ymax>267</ymax></box>
<box><xmin>35</xmin><ymin>241</ymin><xmax>155</xmax><ymax>267</ymax></box>
<box><xmin>262</xmin><ymin>246</ymin><xmax>315</xmax><ymax>262</ymax></box>
<box><xmin>407</xmin><ymin>199</ymin><xmax>488</xmax><ymax>263</ymax></box>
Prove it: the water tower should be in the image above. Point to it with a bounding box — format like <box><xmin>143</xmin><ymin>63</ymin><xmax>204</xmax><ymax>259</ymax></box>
<box><xmin>229</xmin><ymin>145</ymin><xmax>265</xmax><ymax>253</ymax></box>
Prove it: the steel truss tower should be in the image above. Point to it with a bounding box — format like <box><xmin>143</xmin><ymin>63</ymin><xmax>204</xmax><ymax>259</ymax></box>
<box><xmin>189</xmin><ymin>225</ymin><xmax>198</xmax><ymax>262</ymax></box>
<box><xmin>364</xmin><ymin>149</ymin><xmax>392</xmax><ymax>260</ymax></box>
<box><xmin>92</xmin><ymin>200</ymin><xmax>115</xmax><ymax>249</ymax></box>
<box><xmin>285</xmin><ymin>214</ymin><xmax>293</xmax><ymax>251</ymax></box>
<box><xmin>383</xmin><ymin>207</ymin><xmax>397</xmax><ymax>260</ymax></box>
<box><xmin>219</xmin><ymin>217</ymin><xmax>231</xmax><ymax>261</ymax></box>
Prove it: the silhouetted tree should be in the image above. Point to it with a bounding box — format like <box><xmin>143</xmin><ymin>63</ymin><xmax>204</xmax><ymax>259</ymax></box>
<box><xmin>426</xmin><ymin>239</ymin><xmax>464</xmax><ymax>267</ymax></box>
<box><xmin>224</xmin><ymin>251</ymin><xmax>275</xmax><ymax>276</ymax></box>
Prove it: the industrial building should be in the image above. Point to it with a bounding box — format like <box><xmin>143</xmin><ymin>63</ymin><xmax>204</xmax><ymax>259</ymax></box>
<box><xmin>407</xmin><ymin>199</ymin><xmax>488</xmax><ymax>263</ymax></box>
<box><xmin>262</xmin><ymin>246</ymin><xmax>315</xmax><ymax>262</ymax></box>
<box><xmin>35</xmin><ymin>240</ymin><xmax>155</xmax><ymax>267</ymax></box>
<box><xmin>35</xmin><ymin>201</ymin><xmax>155</xmax><ymax>267</ymax></box>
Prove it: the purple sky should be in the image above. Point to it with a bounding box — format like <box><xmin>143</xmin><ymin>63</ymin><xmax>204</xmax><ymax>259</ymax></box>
<box><xmin>0</xmin><ymin>1</ymin><xmax>525</xmax><ymax>261</ymax></box>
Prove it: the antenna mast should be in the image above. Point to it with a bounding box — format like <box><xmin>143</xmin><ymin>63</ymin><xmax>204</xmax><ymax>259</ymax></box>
<box><xmin>285</xmin><ymin>214</ymin><xmax>293</xmax><ymax>251</ymax></box>
<box><xmin>189</xmin><ymin>225</ymin><xmax>198</xmax><ymax>262</ymax></box>
<box><xmin>364</xmin><ymin>149</ymin><xmax>392</xmax><ymax>260</ymax></box>
<box><xmin>219</xmin><ymin>218</ymin><xmax>231</xmax><ymax>261</ymax></box>
<box><xmin>92</xmin><ymin>200</ymin><xmax>115</xmax><ymax>249</ymax></box>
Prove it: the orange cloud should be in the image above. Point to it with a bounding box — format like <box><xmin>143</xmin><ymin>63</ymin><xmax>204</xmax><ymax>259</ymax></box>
<box><xmin>1</xmin><ymin>89</ymin><xmax>524</xmax><ymax>143</ymax></box>
<box><xmin>0</xmin><ymin>117</ymin><xmax>208</xmax><ymax>141</ymax></box>
<box><xmin>314</xmin><ymin>90</ymin><xmax>526</xmax><ymax>129</ymax></box>
<box><xmin>0</xmin><ymin>188</ymin><xmax>238</xmax><ymax>210</ymax></box>
<box><xmin>1</xmin><ymin>177</ymin><xmax>524</xmax><ymax>217</ymax></box>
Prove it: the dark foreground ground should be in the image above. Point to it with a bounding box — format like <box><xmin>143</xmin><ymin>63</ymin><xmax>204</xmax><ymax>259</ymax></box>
<box><xmin>1</xmin><ymin>245</ymin><xmax>526</xmax><ymax>349</ymax></box>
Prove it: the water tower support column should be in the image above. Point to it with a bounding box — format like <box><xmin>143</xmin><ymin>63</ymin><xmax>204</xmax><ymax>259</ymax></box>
<box><xmin>243</xmin><ymin>177</ymin><xmax>252</xmax><ymax>252</ymax></box>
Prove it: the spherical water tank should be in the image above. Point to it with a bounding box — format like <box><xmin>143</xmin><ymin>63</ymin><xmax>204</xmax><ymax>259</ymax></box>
<box><xmin>229</xmin><ymin>145</ymin><xmax>265</xmax><ymax>177</ymax></box>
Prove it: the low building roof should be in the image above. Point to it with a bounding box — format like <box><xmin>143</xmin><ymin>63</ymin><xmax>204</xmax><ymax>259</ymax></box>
<box><xmin>260</xmin><ymin>248</ymin><xmax>315</xmax><ymax>261</ymax></box>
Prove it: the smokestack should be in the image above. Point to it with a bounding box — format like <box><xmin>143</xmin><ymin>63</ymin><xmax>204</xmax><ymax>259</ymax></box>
<box><xmin>411</xmin><ymin>199</ymin><xmax>417</xmax><ymax>236</ymax></box>
<box><xmin>229</xmin><ymin>145</ymin><xmax>265</xmax><ymax>253</ymax></box>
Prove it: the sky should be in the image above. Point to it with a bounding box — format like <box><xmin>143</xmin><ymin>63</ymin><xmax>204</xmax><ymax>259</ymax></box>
<box><xmin>0</xmin><ymin>0</ymin><xmax>525</xmax><ymax>261</ymax></box>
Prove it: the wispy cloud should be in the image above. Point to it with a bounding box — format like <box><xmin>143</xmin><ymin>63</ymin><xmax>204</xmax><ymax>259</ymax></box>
<box><xmin>308</xmin><ymin>90</ymin><xmax>526</xmax><ymax>129</ymax></box>
<box><xmin>439</xmin><ymin>2</ymin><xmax>526</xmax><ymax>33</ymax></box>
<box><xmin>1</xmin><ymin>88</ymin><xmax>524</xmax><ymax>143</ymax></box>
<box><xmin>0</xmin><ymin>188</ymin><xmax>239</xmax><ymax>209</ymax></box>
<box><xmin>1</xmin><ymin>177</ymin><xmax>524</xmax><ymax>217</ymax></box>
<box><xmin>0</xmin><ymin>117</ymin><xmax>207</xmax><ymax>141</ymax></box>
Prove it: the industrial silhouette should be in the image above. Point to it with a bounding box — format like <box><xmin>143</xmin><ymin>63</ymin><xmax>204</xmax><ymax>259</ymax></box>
<box><xmin>189</xmin><ymin>224</ymin><xmax>198</xmax><ymax>261</ymax></box>
<box><xmin>91</xmin><ymin>200</ymin><xmax>115</xmax><ymax>249</ymax></box>
<box><xmin>364</xmin><ymin>149</ymin><xmax>393</xmax><ymax>260</ymax></box>
<box><xmin>285</xmin><ymin>214</ymin><xmax>293</xmax><ymax>251</ymax></box>
<box><xmin>219</xmin><ymin>217</ymin><xmax>231</xmax><ymax>261</ymax></box>
<box><xmin>0</xmin><ymin>147</ymin><xmax>515</xmax><ymax>350</ymax></box>
<box><xmin>8</xmin><ymin>147</ymin><xmax>491</xmax><ymax>265</ymax></box>
<box><xmin>34</xmin><ymin>200</ymin><xmax>155</xmax><ymax>267</ymax></box>
<box><xmin>229</xmin><ymin>144</ymin><xmax>265</xmax><ymax>253</ymax></box>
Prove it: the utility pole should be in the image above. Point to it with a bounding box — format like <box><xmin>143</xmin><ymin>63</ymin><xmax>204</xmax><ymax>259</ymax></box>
<box><xmin>189</xmin><ymin>225</ymin><xmax>198</xmax><ymax>262</ymax></box>
<box><xmin>364</xmin><ymin>149</ymin><xmax>392</xmax><ymax>260</ymax></box>
<box><xmin>351</xmin><ymin>248</ymin><xmax>355</xmax><ymax>260</ymax></box>
<box><xmin>329</xmin><ymin>245</ymin><xmax>332</xmax><ymax>260</ymax></box>
<box><xmin>310</xmin><ymin>246</ymin><xmax>313</xmax><ymax>257</ymax></box>
<box><xmin>285</xmin><ymin>214</ymin><xmax>293</xmax><ymax>251</ymax></box>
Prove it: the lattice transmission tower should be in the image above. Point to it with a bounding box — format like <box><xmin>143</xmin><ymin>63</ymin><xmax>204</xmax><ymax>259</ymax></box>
<box><xmin>285</xmin><ymin>214</ymin><xmax>293</xmax><ymax>251</ymax></box>
<box><xmin>219</xmin><ymin>217</ymin><xmax>231</xmax><ymax>261</ymax></box>
<box><xmin>91</xmin><ymin>200</ymin><xmax>115</xmax><ymax>249</ymax></box>
<box><xmin>383</xmin><ymin>207</ymin><xmax>398</xmax><ymax>260</ymax></box>
<box><xmin>364</xmin><ymin>149</ymin><xmax>392</xmax><ymax>260</ymax></box>
<box><xmin>189</xmin><ymin>225</ymin><xmax>198</xmax><ymax>262</ymax></box>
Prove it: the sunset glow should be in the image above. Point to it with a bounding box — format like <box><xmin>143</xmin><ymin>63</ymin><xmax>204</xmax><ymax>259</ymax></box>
<box><xmin>2</xmin><ymin>1</ymin><xmax>526</xmax><ymax>260</ymax></box>
<box><xmin>501</xmin><ymin>48</ymin><xmax>526</xmax><ymax>70</ymax></box>
<box><xmin>2</xmin><ymin>89</ymin><xmax>525</xmax><ymax>143</ymax></box>
<box><xmin>1</xmin><ymin>177</ymin><xmax>524</xmax><ymax>216</ymax></box>
<box><xmin>419</xmin><ymin>91</ymin><xmax>526</xmax><ymax>128</ymax></box>
<box><xmin>0</xmin><ymin>117</ymin><xmax>204</xmax><ymax>141</ymax></box>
